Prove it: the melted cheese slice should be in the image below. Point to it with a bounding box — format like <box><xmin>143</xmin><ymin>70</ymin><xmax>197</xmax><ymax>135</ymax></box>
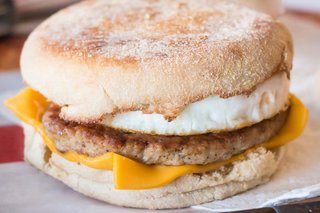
<box><xmin>5</xmin><ymin>88</ymin><xmax>308</xmax><ymax>190</ymax></box>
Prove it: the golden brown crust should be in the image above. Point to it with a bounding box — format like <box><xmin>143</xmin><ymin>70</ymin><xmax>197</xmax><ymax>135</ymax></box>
<box><xmin>21</xmin><ymin>0</ymin><xmax>293</xmax><ymax>121</ymax></box>
<box><xmin>42</xmin><ymin>104</ymin><xmax>288</xmax><ymax>166</ymax></box>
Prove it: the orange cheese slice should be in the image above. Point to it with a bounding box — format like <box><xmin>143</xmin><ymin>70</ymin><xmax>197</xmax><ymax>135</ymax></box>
<box><xmin>5</xmin><ymin>88</ymin><xmax>308</xmax><ymax>189</ymax></box>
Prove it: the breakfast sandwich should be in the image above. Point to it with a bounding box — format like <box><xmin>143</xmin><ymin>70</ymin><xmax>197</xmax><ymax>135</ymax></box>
<box><xmin>6</xmin><ymin>0</ymin><xmax>308</xmax><ymax>209</ymax></box>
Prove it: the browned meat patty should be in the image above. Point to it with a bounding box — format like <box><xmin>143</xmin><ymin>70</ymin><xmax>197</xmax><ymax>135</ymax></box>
<box><xmin>42</xmin><ymin>104</ymin><xmax>289</xmax><ymax>166</ymax></box>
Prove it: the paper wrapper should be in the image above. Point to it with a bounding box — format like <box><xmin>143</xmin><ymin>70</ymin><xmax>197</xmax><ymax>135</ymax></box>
<box><xmin>0</xmin><ymin>14</ymin><xmax>319</xmax><ymax>213</ymax></box>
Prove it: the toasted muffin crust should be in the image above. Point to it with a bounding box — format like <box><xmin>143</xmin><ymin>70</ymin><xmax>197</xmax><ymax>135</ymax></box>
<box><xmin>21</xmin><ymin>0</ymin><xmax>292</xmax><ymax>122</ymax></box>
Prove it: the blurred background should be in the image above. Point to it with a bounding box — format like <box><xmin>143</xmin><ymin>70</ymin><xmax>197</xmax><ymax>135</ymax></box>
<box><xmin>0</xmin><ymin>0</ymin><xmax>319</xmax><ymax>71</ymax></box>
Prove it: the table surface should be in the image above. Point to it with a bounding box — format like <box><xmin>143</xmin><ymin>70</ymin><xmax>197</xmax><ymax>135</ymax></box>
<box><xmin>0</xmin><ymin>9</ymin><xmax>319</xmax><ymax>212</ymax></box>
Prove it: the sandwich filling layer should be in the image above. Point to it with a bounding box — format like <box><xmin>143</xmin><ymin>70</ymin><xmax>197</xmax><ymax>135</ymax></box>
<box><xmin>102</xmin><ymin>72</ymin><xmax>290</xmax><ymax>135</ymax></box>
<box><xmin>5</xmin><ymin>88</ymin><xmax>308</xmax><ymax>189</ymax></box>
<box><xmin>43</xmin><ymin>104</ymin><xmax>288</xmax><ymax>166</ymax></box>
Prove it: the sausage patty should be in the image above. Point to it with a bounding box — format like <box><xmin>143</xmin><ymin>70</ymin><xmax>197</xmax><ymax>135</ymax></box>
<box><xmin>42</xmin><ymin>104</ymin><xmax>289</xmax><ymax>166</ymax></box>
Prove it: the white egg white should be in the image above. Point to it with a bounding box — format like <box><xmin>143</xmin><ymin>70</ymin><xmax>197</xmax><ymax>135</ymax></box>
<box><xmin>101</xmin><ymin>72</ymin><xmax>290</xmax><ymax>135</ymax></box>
